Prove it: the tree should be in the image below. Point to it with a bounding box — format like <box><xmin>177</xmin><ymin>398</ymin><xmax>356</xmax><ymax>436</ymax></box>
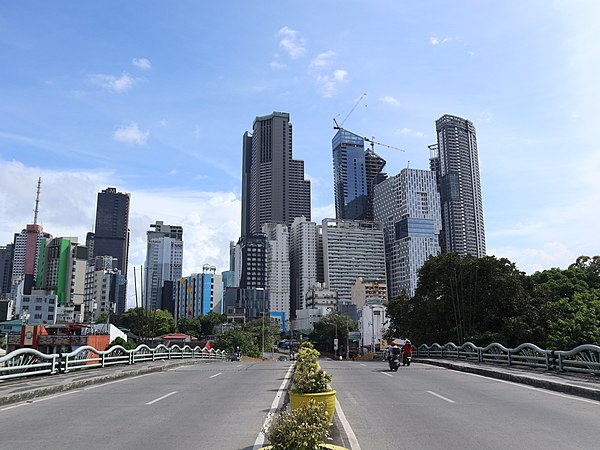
<box><xmin>213</xmin><ymin>327</ymin><xmax>260</xmax><ymax>358</ymax></box>
<box><xmin>177</xmin><ymin>316</ymin><xmax>200</xmax><ymax>337</ymax></box>
<box><xmin>95</xmin><ymin>313</ymin><xmax>108</xmax><ymax>324</ymax></box>
<box><xmin>199</xmin><ymin>311</ymin><xmax>226</xmax><ymax>337</ymax></box>
<box><xmin>243</xmin><ymin>317</ymin><xmax>281</xmax><ymax>354</ymax></box>
<box><xmin>121</xmin><ymin>308</ymin><xmax>177</xmax><ymax>338</ymax></box>
<box><xmin>309</xmin><ymin>313</ymin><xmax>358</xmax><ymax>355</ymax></box>
<box><xmin>106</xmin><ymin>336</ymin><xmax>136</xmax><ymax>350</ymax></box>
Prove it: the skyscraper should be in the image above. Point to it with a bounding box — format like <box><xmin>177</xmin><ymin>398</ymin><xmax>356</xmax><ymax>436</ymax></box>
<box><xmin>289</xmin><ymin>216</ymin><xmax>319</xmax><ymax>316</ymax></box>
<box><xmin>431</xmin><ymin>115</ymin><xmax>486</xmax><ymax>257</ymax></box>
<box><xmin>91</xmin><ymin>187</ymin><xmax>131</xmax><ymax>313</ymax></box>
<box><xmin>374</xmin><ymin>168</ymin><xmax>442</xmax><ymax>298</ymax></box>
<box><xmin>333</xmin><ymin>128</ymin><xmax>387</xmax><ymax>221</ymax></box>
<box><xmin>263</xmin><ymin>222</ymin><xmax>290</xmax><ymax>326</ymax></box>
<box><xmin>241</xmin><ymin>112</ymin><xmax>311</xmax><ymax>238</ymax></box>
<box><xmin>144</xmin><ymin>221</ymin><xmax>183</xmax><ymax>311</ymax></box>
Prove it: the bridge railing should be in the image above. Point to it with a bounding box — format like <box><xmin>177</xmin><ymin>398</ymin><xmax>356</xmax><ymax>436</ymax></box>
<box><xmin>416</xmin><ymin>342</ymin><xmax>600</xmax><ymax>375</ymax></box>
<box><xmin>0</xmin><ymin>344</ymin><xmax>228</xmax><ymax>381</ymax></box>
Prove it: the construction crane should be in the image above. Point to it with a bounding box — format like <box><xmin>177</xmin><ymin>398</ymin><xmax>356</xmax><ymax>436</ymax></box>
<box><xmin>364</xmin><ymin>136</ymin><xmax>405</xmax><ymax>153</ymax></box>
<box><xmin>333</xmin><ymin>93</ymin><xmax>367</xmax><ymax>130</ymax></box>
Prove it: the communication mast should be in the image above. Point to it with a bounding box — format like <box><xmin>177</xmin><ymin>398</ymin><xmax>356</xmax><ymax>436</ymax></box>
<box><xmin>33</xmin><ymin>177</ymin><xmax>41</xmax><ymax>225</ymax></box>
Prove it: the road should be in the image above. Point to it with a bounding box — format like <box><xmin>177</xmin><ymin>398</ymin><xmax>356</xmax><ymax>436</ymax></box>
<box><xmin>2</xmin><ymin>358</ymin><xmax>600</xmax><ymax>450</ymax></box>
<box><xmin>323</xmin><ymin>359</ymin><xmax>600</xmax><ymax>450</ymax></box>
<box><xmin>0</xmin><ymin>360</ymin><xmax>292</xmax><ymax>450</ymax></box>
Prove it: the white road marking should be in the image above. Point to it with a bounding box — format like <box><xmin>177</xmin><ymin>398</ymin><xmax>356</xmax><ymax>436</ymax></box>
<box><xmin>209</xmin><ymin>372</ymin><xmax>222</xmax><ymax>379</ymax></box>
<box><xmin>360</xmin><ymin>363</ymin><xmax>367</xmax><ymax>367</ymax></box>
<box><xmin>381</xmin><ymin>372</ymin><xmax>393</xmax><ymax>377</ymax></box>
<box><xmin>427</xmin><ymin>390</ymin><xmax>456</xmax><ymax>403</ymax></box>
<box><xmin>459</xmin><ymin>371</ymin><xmax>600</xmax><ymax>405</ymax></box>
<box><xmin>146</xmin><ymin>391</ymin><xmax>177</xmax><ymax>405</ymax></box>
<box><xmin>236</xmin><ymin>364</ymin><xmax>243</xmax><ymax>368</ymax></box>
<box><xmin>83</xmin><ymin>374</ymin><xmax>151</xmax><ymax>390</ymax></box>
<box><xmin>253</xmin><ymin>363</ymin><xmax>295</xmax><ymax>450</ymax></box>
<box><xmin>336</xmin><ymin>399</ymin><xmax>362</xmax><ymax>450</ymax></box>
<box><xmin>346</xmin><ymin>392</ymin><xmax>359</xmax><ymax>406</ymax></box>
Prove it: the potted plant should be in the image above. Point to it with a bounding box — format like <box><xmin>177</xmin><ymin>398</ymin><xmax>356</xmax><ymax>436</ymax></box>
<box><xmin>289</xmin><ymin>343</ymin><xmax>336</xmax><ymax>425</ymax></box>
<box><xmin>262</xmin><ymin>400</ymin><xmax>346</xmax><ymax>450</ymax></box>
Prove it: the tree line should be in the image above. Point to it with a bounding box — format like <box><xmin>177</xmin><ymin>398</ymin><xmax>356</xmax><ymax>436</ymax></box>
<box><xmin>386</xmin><ymin>254</ymin><xmax>600</xmax><ymax>349</ymax></box>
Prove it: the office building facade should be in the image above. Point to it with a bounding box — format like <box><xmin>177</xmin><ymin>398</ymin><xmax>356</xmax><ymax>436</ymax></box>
<box><xmin>333</xmin><ymin>128</ymin><xmax>387</xmax><ymax>221</ymax></box>
<box><xmin>374</xmin><ymin>168</ymin><xmax>442</xmax><ymax>298</ymax></box>
<box><xmin>241</xmin><ymin>112</ymin><xmax>311</xmax><ymax>237</ymax></box>
<box><xmin>91</xmin><ymin>187</ymin><xmax>131</xmax><ymax>313</ymax></box>
<box><xmin>431</xmin><ymin>115</ymin><xmax>486</xmax><ymax>257</ymax></box>
<box><xmin>289</xmin><ymin>216</ymin><xmax>319</xmax><ymax>316</ymax></box>
<box><xmin>262</xmin><ymin>223</ymin><xmax>290</xmax><ymax>326</ymax></box>
<box><xmin>144</xmin><ymin>221</ymin><xmax>183</xmax><ymax>311</ymax></box>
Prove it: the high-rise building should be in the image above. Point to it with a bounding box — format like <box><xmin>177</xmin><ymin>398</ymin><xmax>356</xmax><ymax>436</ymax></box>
<box><xmin>174</xmin><ymin>269</ymin><xmax>223</xmax><ymax>322</ymax></box>
<box><xmin>431</xmin><ymin>115</ymin><xmax>486</xmax><ymax>257</ymax></box>
<box><xmin>289</xmin><ymin>216</ymin><xmax>319</xmax><ymax>316</ymax></box>
<box><xmin>144</xmin><ymin>221</ymin><xmax>183</xmax><ymax>311</ymax></box>
<box><xmin>91</xmin><ymin>187</ymin><xmax>131</xmax><ymax>313</ymax></box>
<box><xmin>0</xmin><ymin>244</ymin><xmax>14</xmax><ymax>294</ymax></box>
<box><xmin>84</xmin><ymin>256</ymin><xmax>120</xmax><ymax>323</ymax></box>
<box><xmin>241</xmin><ymin>112</ymin><xmax>311</xmax><ymax>237</ymax></box>
<box><xmin>262</xmin><ymin>223</ymin><xmax>290</xmax><ymax>326</ymax></box>
<box><xmin>332</xmin><ymin>128</ymin><xmax>387</xmax><ymax>221</ymax></box>
<box><xmin>374</xmin><ymin>168</ymin><xmax>442</xmax><ymax>298</ymax></box>
<box><xmin>37</xmin><ymin>237</ymin><xmax>88</xmax><ymax>322</ymax></box>
<box><xmin>321</xmin><ymin>218</ymin><xmax>387</xmax><ymax>304</ymax></box>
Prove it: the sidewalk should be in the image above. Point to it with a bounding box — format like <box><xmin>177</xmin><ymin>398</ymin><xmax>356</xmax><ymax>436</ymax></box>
<box><xmin>416</xmin><ymin>357</ymin><xmax>600</xmax><ymax>401</ymax></box>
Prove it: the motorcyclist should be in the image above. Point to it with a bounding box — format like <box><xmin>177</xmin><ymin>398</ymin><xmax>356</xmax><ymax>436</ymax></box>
<box><xmin>402</xmin><ymin>340</ymin><xmax>413</xmax><ymax>358</ymax></box>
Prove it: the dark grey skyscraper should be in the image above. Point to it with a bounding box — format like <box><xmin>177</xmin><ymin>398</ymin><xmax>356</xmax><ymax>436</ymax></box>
<box><xmin>0</xmin><ymin>244</ymin><xmax>14</xmax><ymax>294</ymax></box>
<box><xmin>241</xmin><ymin>112</ymin><xmax>311</xmax><ymax>238</ymax></box>
<box><xmin>92</xmin><ymin>187</ymin><xmax>131</xmax><ymax>313</ymax></box>
<box><xmin>430</xmin><ymin>115</ymin><xmax>486</xmax><ymax>257</ymax></box>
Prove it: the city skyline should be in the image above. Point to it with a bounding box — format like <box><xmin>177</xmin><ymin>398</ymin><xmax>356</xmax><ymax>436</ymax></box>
<box><xmin>1</xmin><ymin>2</ymin><xmax>599</xmax><ymax>309</ymax></box>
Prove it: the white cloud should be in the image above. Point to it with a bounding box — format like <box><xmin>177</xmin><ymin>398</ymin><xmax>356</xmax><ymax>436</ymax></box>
<box><xmin>0</xmin><ymin>161</ymin><xmax>240</xmax><ymax>310</ymax></box>
<box><xmin>396</xmin><ymin>127</ymin><xmax>424</xmax><ymax>137</ymax></box>
<box><xmin>316</xmin><ymin>69</ymin><xmax>348</xmax><ymax>98</ymax></box>
<box><xmin>310</xmin><ymin>51</ymin><xmax>335</xmax><ymax>69</ymax></box>
<box><xmin>113</xmin><ymin>122</ymin><xmax>149</xmax><ymax>145</ymax></box>
<box><xmin>89</xmin><ymin>72</ymin><xmax>135</xmax><ymax>93</ymax></box>
<box><xmin>132</xmin><ymin>58</ymin><xmax>151</xmax><ymax>70</ymax></box>
<box><xmin>379</xmin><ymin>96</ymin><xmax>400</xmax><ymax>107</ymax></box>
<box><xmin>278</xmin><ymin>26</ymin><xmax>306</xmax><ymax>59</ymax></box>
<box><xmin>270</xmin><ymin>60</ymin><xmax>287</xmax><ymax>70</ymax></box>
<box><xmin>430</xmin><ymin>36</ymin><xmax>451</xmax><ymax>45</ymax></box>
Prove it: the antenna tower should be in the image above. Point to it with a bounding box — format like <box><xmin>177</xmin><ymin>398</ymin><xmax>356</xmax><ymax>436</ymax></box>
<box><xmin>33</xmin><ymin>177</ymin><xmax>41</xmax><ymax>225</ymax></box>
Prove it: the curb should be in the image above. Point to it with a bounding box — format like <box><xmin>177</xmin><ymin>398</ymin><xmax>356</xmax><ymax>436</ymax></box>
<box><xmin>417</xmin><ymin>358</ymin><xmax>600</xmax><ymax>401</ymax></box>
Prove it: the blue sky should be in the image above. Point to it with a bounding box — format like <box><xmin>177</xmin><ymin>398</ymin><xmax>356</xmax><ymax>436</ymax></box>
<box><xmin>1</xmin><ymin>1</ymin><xmax>598</xmax><ymax>307</ymax></box>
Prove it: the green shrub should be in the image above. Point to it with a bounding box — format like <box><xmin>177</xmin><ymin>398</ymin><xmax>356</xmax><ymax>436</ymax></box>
<box><xmin>264</xmin><ymin>400</ymin><xmax>330</xmax><ymax>450</ymax></box>
<box><xmin>291</xmin><ymin>346</ymin><xmax>332</xmax><ymax>394</ymax></box>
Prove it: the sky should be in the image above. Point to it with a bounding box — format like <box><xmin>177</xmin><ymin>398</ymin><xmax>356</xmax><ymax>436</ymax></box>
<box><xmin>1</xmin><ymin>1</ymin><xmax>599</xmax><ymax>309</ymax></box>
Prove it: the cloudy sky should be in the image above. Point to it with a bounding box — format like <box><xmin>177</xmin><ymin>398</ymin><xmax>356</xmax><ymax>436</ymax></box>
<box><xmin>1</xmin><ymin>1</ymin><xmax>598</xmax><ymax>308</ymax></box>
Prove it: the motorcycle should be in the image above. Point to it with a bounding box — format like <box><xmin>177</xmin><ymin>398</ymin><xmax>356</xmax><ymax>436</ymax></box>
<box><xmin>388</xmin><ymin>348</ymin><xmax>401</xmax><ymax>371</ymax></box>
<box><xmin>402</xmin><ymin>355</ymin><xmax>412</xmax><ymax>366</ymax></box>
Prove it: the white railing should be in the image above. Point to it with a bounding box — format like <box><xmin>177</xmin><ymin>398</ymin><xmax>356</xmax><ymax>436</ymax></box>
<box><xmin>416</xmin><ymin>342</ymin><xmax>600</xmax><ymax>375</ymax></box>
<box><xmin>0</xmin><ymin>344</ymin><xmax>228</xmax><ymax>381</ymax></box>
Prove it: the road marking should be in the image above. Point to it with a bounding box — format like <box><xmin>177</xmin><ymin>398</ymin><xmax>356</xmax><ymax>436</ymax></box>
<box><xmin>209</xmin><ymin>372</ymin><xmax>222</xmax><ymax>378</ymax></box>
<box><xmin>83</xmin><ymin>374</ymin><xmax>151</xmax><ymax>390</ymax></box>
<box><xmin>1</xmin><ymin>403</ymin><xmax>25</xmax><ymax>411</ymax></box>
<box><xmin>360</xmin><ymin>363</ymin><xmax>367</xmax><ymax>367</ymax></box>
<box><xmin>236</xmin><ymin>364</ymin><xmax>243</xmax><ymax>368</ymax></box>
<box><xmin>459</xmin><ymin>371</ymin><xmax>600</xmax><ymax>405</ymax></box>
<box><xmin>253</xmin><ymin>363</ymin><xmax>295</xmax><ymax>450</ymax></box>
<box><xmin>381</xmin><ymin>372</ymin><xmax>393</xmax><ymax>377</ymax></box>
<box><xmin>426</xmin><ymin>390</ymin><xmax>456</xmax><ymax>403</ymax></box>
<box><xmin>336</xmin><ymin>399</ymin><xmax>362</xmax><ymax>450</ymax></box>
<box><xmin>346</xmin><ymin>392</ymin><xmax>359</xmax><ymax>406</ymax></box>
<box><xmin>146</xmin><ymin>391</ymin><xmax>177</xmax><ymax>405</ymax></box>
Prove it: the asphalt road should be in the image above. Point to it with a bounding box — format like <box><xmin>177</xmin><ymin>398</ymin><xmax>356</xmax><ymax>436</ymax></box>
<box><xmin>323</xmin><ymin>359</ymin><xmax>600</xmax><ymax>450</ymax></box>
<box><xmin>0</xmin><ymin>360</ymin><xmax>293</xmax><ymax>450</ymax></box>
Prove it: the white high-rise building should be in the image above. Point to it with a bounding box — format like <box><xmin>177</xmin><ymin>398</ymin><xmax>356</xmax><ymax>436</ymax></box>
<box><xmin>289</xmin><ymin>216</ymin><xmax>319</xmax><ymax>315</ymax></box>
<box><xmin>262</xmin><ymin>223</ymin><xmax>290</xmax><ymax>325</ymax></box>
<box><xmin>144</xmin><ymin>221</ymin><xmax>183</xmax><ymax>310</ymax></box>
<box><xmin>374</xmin><ymin>168</ymin><xmax>442</xmax><ymax>298</ymax></box>
<box><xmin>321</xmin><ymin>218</ymin><xmax>387</xmax><ymax>304</ymax></box>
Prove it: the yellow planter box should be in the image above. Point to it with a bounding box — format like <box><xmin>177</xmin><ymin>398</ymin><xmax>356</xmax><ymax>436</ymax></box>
<box><xmin>289</xmin><ymin>389</ymin><xmax>337</xmax><ymax>425</ymax></box>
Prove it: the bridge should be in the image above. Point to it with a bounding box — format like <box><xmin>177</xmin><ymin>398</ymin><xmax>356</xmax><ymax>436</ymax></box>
<box><xmin>1</xmin><ymin>344</ymin><xmax>600</xmax><ymax>449</ymax></box>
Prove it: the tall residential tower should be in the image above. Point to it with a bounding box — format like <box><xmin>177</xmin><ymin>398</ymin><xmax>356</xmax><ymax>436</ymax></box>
<box><xmin>430</xmin><ymin>115</ymin><xmax>486</xmax><ymax>257</ymax></box>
